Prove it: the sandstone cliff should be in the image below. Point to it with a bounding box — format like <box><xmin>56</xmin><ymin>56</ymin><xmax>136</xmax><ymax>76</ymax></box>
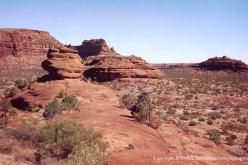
<box><xmin>0</xmin><ymin>28</ymin><xmax>61</xmax><ymax>57</ymax></box>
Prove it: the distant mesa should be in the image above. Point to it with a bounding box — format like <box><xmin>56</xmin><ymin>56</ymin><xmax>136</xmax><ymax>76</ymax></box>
<box><xmin>42</xmin><ymin>47</ymin><xmax>84</xmax><ymax>79</ymax></box>
<box><xmin>74</xmin><ymin>39</ymin><xmax>164</xmax><ymax>82</ymax></box>
<box><xmin>0</xmin><ymin>28</ymin><xmax>62</xmax><ymax>58</ymax></box>
<box><xmin>198</xmin><ymin>56</ymin><xmax>248</xmax><ymax>72</ymax></box>
<box><xmin>72</xmin><ymin>39</ymin><xmax>119</xmax><ymax>57</ymax></box>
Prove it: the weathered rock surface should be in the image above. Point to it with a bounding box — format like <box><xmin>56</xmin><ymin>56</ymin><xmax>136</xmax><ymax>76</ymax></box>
<box><xmin>74</xmin><ymin>39</ymin><xmax>164</xmax><ymax>82</ymax></box>
<box><xmin>73</xmin><ymin>39</ymin><xmax>119</xmax><ymax>57</ymax></box>
<box><xmin>83</xmin><ymin>55</ymin><xmax>164</xmax><ymax>82</ymax></box>
<box><xmin>11</xmin><ymin>81</ymin><xmax>64</xmax><ymax>110</ymax></box>
<box><xmin>0</xmin><ymin>28</ymin><xmax>62</xmax><ymax>58</ymax></box>
<box><xmin>198</xmin><ymin>56</ymin><xmax>248</xmax><ymax>71</ymax></box>
<box><xmin>42</xmin><ymin>47</ymin><xmax>84</xmax><ymax>79</ymax></box>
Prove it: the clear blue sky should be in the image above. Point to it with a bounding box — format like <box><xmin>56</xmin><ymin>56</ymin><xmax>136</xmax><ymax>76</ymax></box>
<box><xmin>0</xmin><ymin>0</ymin><xmax>247</xmax><ymax>63</ymax></box>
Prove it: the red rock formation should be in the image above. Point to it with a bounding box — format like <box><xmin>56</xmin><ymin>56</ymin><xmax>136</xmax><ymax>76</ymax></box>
<box><xmin>73</xmin><ymin>39</ymin><xmax>119</xmax><ymax>57</ymax></box>
<box><xmin>199</xmin><ymin>56</ymin><xmax>248</xmax><ymax>72</ymax></box>
<box><xmin>74</xmin><ymin>39</ymin><xmax>164</xmax><ymax>82</ymax></box>
<box><xmin>0</xmin><ymin>28</ymin><xmax>62</xmax><ymax>58</ymax></box>
<box><xmin>83</xmin><ymin>55</ymin><xmax>164</xmax><ymax>82</ymax></box>
<box><xmin>42</xmin><ymin>47</ymin><xmax>84</xmax><ymax>79</ymax></box>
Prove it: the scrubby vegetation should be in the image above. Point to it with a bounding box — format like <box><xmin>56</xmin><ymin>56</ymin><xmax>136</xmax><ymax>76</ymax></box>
<box><xmin>110</xmin><ymin>68</ymin><xmax>248</xmax><ymax>156</ymax></box>
<box><xmin>43</xmin><ymin>95</ymin><xmax>79</xmax><ymax>118</ymax></box>
<box><xmin>15</xmin><ymin>79</ymin><xmax>30</xmax><ymax>89</ymax></box>
<box><xmin>131</xmin><ymin>92</ymin><xmax>154</xmax><ymax>124</ymax></box>
<box><xmin>7</xmin><ymin>119</ymin><xmax>107</xmax><ymax>164</ymax></box>
<box><xmin>120</xmin><ymin>93</ymin><xmax>136</xmax><ymax>109</ymax></box>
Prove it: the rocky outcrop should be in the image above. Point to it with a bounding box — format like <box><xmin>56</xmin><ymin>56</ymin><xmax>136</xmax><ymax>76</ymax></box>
<box><xmin>73</xmin><ymin>39</ymin><xmax>119</xmax><ymax>57</ymax></box>
<box><xmin>83</xmin><ymin>55</ymin><xmax>164</xmax><ymax>82</ymax></box>
<box><xmin>198</xmin><ymin>56</ymin><xmax>248</xmax><ymax>72</ymax></box>
<box><xmin>0</xmin><ymin>28</ymin><xmax>61</xmax><ymax>58</ymax></box>
<box><xmin>76</xmin><ymin>39</ymin><xmax>164</xmax><ymax>82</ymax></box>
<box><xmin>42</xmin><ymin>47</ymin><xmax>84</xmax><ymax>79</ymax></box>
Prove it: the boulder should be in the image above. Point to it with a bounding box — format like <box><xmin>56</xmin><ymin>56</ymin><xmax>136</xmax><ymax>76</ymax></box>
<box><xmin>199</xmin><ymin>56</ymin><xmax>248</xmax><ymax>72</ymax></box>
<box><xmin>73</xmin><ymin>39</ymin><xmax>119</xmax><ymax>57</ymax></box>
<box><xmin>42</xmin><ymin>47</ymin><xmax>84</xmax><ymax>79</ymax></box>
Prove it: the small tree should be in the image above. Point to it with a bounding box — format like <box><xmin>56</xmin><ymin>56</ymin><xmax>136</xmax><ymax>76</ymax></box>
<box><xmin>131</xmin><ymin>92</ymin><xmax>154</xmax><ymax>124</ymax></box>
<box><xmin>120</xmin><ymin>93</ymin><xmax>136</xmax><ymax>109</ymax></box>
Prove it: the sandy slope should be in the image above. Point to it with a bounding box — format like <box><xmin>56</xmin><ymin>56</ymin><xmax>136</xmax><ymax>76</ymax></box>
<box><xmin>56</xmin><ymin>80</ymin><xmax>244</xmax><ymax>165</ymax></box>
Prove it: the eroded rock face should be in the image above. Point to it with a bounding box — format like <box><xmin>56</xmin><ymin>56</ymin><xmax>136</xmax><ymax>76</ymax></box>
<box><xmin>75</xmin><ymin>39</ymin><xmax>164</xmax><ymax>82</ymax></box>
<box><xmin>199</xmin><ymin>56</ymin><xmax>248</xmax><ymax>72</ymax></box>
<box><xmin>83</xmin><ymin>55</ymin><xmax>164</xmax><ymax>82</ymax></box>
<box><xmin>74</xmin><ymin>39</ymin><xmax>119</xmax><ymax>57</ymax></box>
<box><xmin>0</xmin><ymin>28</ymin><xmax>62</xmax><ymax>58</ymax></box>
<box><xmin>42</xmin><ymin>47</ymin><xmax>84</xmax><ymax>79</ymax></box>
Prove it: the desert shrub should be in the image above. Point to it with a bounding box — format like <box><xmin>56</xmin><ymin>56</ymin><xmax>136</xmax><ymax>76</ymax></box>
<box><xmin>207</xmin><ymin>120</ymin><xmax>213</xmax><ymax>125</ymax></box>
<box><xmin>61</xmin><ymin>95</ymin><xmax>78</xmax><ymax>111</ymax></box>
<box><xmin>15</xmin><ymin>79</ymin><xmax>29</xmax><ymax>89</ymax></box>
<box><xmin>183</xmin><ymin>111</ymin><xmax>190</xmax><ymax>115</ymax></box>
<box><xmin>221</xmin><ymin>123</ymin><xmax>248</xmax><ymax>133</ymax></box>
<box><xmin>0</xmin><ymin>139</ymin><xmax>13</xmax><ymax>154</ymax></box>
<box><xmin>120</xmin><ymin>93</ymin><xmax>136</xmax><ymax>109</ymax></box>
<box><xmin>34</xmin><ymin>120</ymin><xmax>107</xmax><ymax>164</ymax></box>
<box><xmin>8</xmin><ymin>121</ymin><xmax>37</xmax><ymax>142</ymax></box>
<box><xmin>43</xmin><ymin>99</ymin><xmax>63</xmax><ymax>118</ymax></box>
<box><xmin>207</xmin><ymin>112</ymin><xmax>221</xmax><ymax>120</ymax></box>
<box><xmin>180</xmin><ymin>115</ymin><xmax>189</xmax><ymax>121</ymax></box>
<box><xmin>4</xmin><ymin>86</ymin><xmax>19</xmax><ymax>97</ymax></box>
<box><xmin>225</xmin><ymin>134</ymin><xmax>237</xmax><ymax>146</ymax></box>
<box><xmin>131</xmin><ymin>92</ymin><xmax>154</xmax><ymax>123</ymax></box>
<box><xmin>127</xmin><ymin>143</ymin><xmax>135</xmax><ymax>150</ymax></box>
<box><xmin>198</xmin><ymin>117</ymin><xmax>205</xmax><ymax>122</ymax></box>
<box><xmin>207</xmin><ymin>129</ymin><xmax>221</xmax><ymax>145</ymax></box>
<box><xmin>238</xmin><ymin>117</ymin><xmax>247</xmax><ymax>124</ymax></box>
<box><xmin>8</xmin><ymin>108</ymin><xmax>17</xmax><ymax>116</ymax></box>
<box><xmin>188</xmin><ymin>121</ymin><xmax>197</xmax><ymax>126</ymax></box>
<box><xmin>167</xmin><ymin>109</ymin><xmax>176</xmax><ymax>115</ymax></box>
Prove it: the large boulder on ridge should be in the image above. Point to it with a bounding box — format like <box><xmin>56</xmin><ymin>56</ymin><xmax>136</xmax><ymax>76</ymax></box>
<box><xmin>73</xmin><ymin>39</ymin><xmax>119</xmax><ymax>57</ymax></box>
<box><xmin>42</xmin><ymin>47</ymin><xmax>84</xmax><ymax>79</ymax></box>
<box><xmin>199</xmin><ymin>56</ymin><xmax>248</xmax><ymax>72</ymax></box>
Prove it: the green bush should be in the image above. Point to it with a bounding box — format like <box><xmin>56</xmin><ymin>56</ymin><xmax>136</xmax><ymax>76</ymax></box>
<box><xmin>131</xmin><ymin>92</ymin><xmax>154</xmax><ymax>123</ymax></box>
<box><xmin>188</xmin><ymin>121</ymin><xmax>197</xmax><ymax>126</ymax></box>
<box><xmin>4</xmin><ymin>86</ymin><xmax>19</xmax><ymax>97</ymax></box>
<box><xmin>34</xmin><ymin>120</ymin><xmax>107</xmax><ymax>164</ymax></box>
<box><xmin>167</xmin><ymin>109</ymin><xmax>176</xmax><ymax>115</ymax></box>
<box><xmin>9</xmin><ymin>119</ymin><xmax>107</xmax><ymax>164</ymax></box>
<box><xmin>207</xmin><ymin>129</ymin><xmax>221</xmax><ymax>145</ymax></box>
<box><xmin>207</xmin><ymin>120</ymin><xmax>213</xmax><ymax>125</ymax></box>
<box><xmin>8</xmin><ymin>121</ymin><xmax>37</xmax><ymax>142</ymax></box>
<box><xmin>43</xmin><ymin>99</ymin><xmax>63</xmax><ymax>118</ymax></box>
<box><xmin>120</xmin><ymin>93</ymin><xmax>137</xmax><ymax>109</ymax></box>
<box><xmin>61</xmin><ymin>95</ymin><xmax>78</xmax><ymax>111</ymax></box>
<box><xmin>225</xmin><ymin>134</ymin><xmax>237</xmax><ymax>146</ymax></box>
<box><xmin>180</xmin><ymin>115</ymin><xmax>189</xmax><ymax>121</ymax></box>
<box><xmin>15</xmin><ymin>79</ymin><xmax>29</xmax><ymax>89</ymax></box>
